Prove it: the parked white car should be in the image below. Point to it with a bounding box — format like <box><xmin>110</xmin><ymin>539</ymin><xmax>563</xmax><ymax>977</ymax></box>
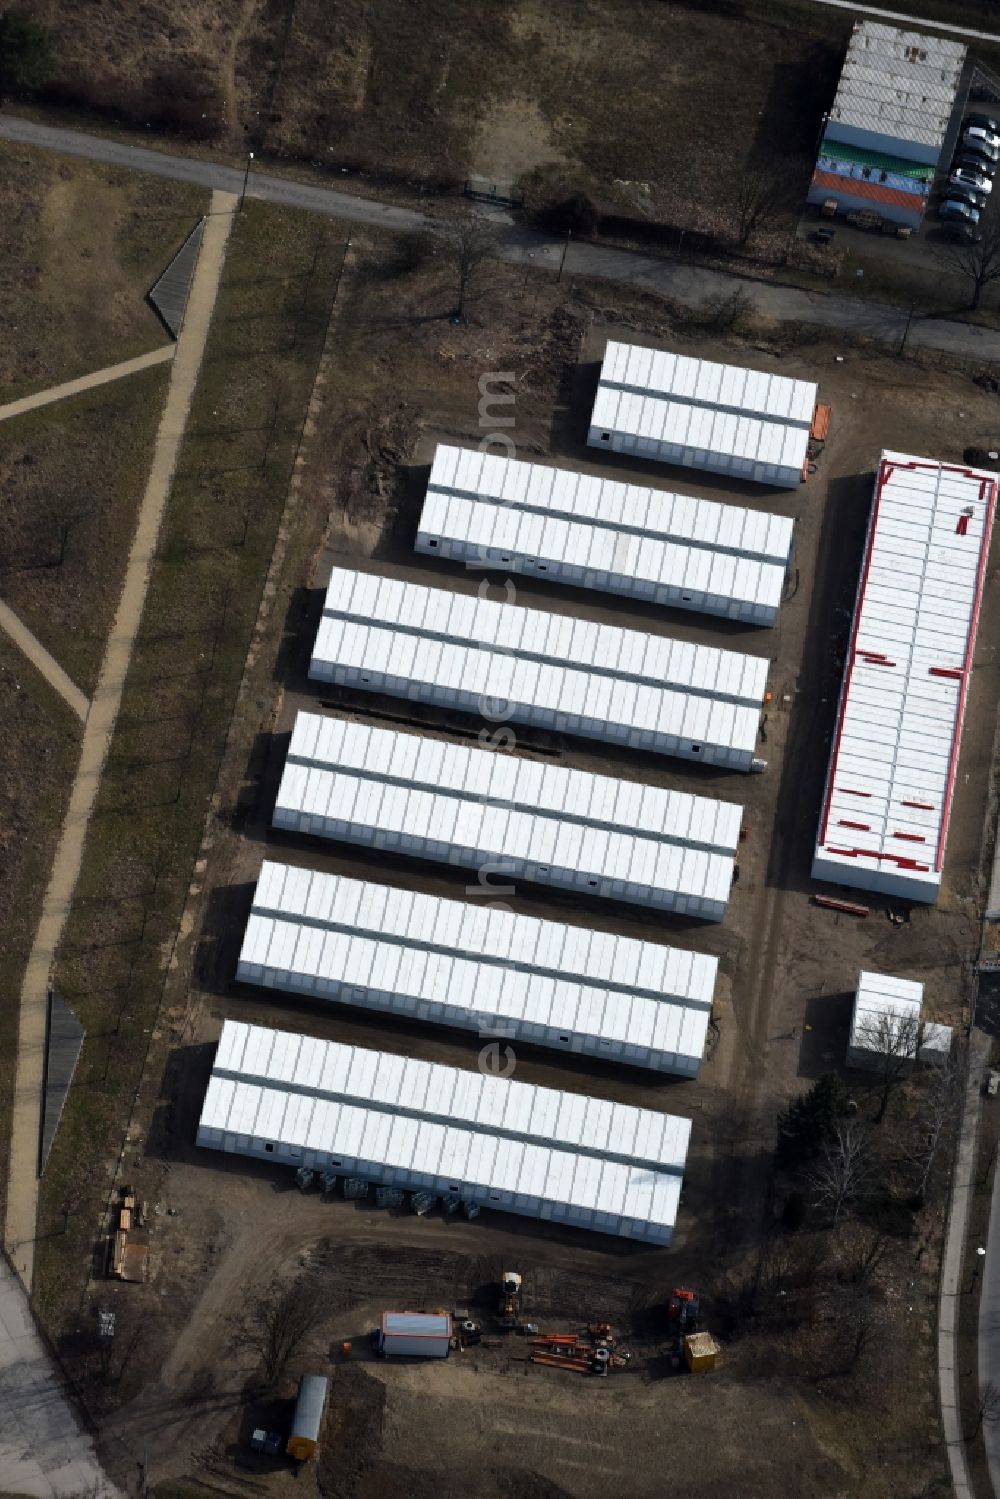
<box><xmin>951</xmin><ymin>166</ymin><xmax>993</xmax><ymax>195</ymax></box>
<box><xmin>963</xmin><ymin>126</ymin><xmax>1000</xmax><ymax>161</ymax></box>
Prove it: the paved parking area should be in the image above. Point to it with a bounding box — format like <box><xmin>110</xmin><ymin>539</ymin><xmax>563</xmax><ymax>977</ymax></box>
<box><xmin>0</xmin><ymin>1260</ymin><xmax>118</xmax><ymax>1498</ymax></box>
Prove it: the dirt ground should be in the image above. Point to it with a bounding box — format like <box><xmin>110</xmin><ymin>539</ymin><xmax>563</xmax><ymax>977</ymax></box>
<box><xmin>36</xmin><ymin>225</ymin><xmax>997</xmax><ymax>1499</ymax></box>
<box><xmin>22</xmin><ymin>0</ymin><xmax>848</xmax><ymax>237</ymax></box>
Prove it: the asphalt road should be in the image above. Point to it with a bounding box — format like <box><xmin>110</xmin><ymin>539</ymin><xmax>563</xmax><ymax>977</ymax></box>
<box><xmin>2</xmin><ymin>114</ymin><xmax>1000</xmax><ymax>364</ymax></box>
<box><xmin>0</xmin><ymin>1258</ymin><xmax>118</xmax><ymax>1497</ymax></box>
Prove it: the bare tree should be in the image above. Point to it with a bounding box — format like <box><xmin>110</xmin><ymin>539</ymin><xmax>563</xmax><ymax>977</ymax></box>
<box><xmin>934</xmin><ymin>218</ymin><xmax>1000</xmax><ymax>310</ymax></box>
<box><xmin>909</xmin><ymin>1046</ymin><xmax>962</xmax><ymax>1202</ymax></box>
<box><xmin>855</xmin><ymin>1011</ymin><xmax>921</xmax><ymax>1124</ymax></box>
<box><xmin>841</xmin><ymin>1223</ymin><xmax>891</xmax><ymax>1289</ymax></box>
<box><xmin>808</xmin><ymin>1120</ymin><xmax>869</xmax><ymax>1224</ymax></box>
<box><xmin>229</xmin><ymin>1275</ymin><xmax>318</xmax><ymax>1390</ymax></box>
<box><xmin>967</xmin><ymin>1377</ymin><xmax>1000</xmax><ymax>1441</ymax></box>
<box><xmin>439</xmin><ymin>212</ymin><xmax>497</xmax><ymax>321</ymax></box>
<box><xmin>732</xmin><ymin>169</ymin><xmax>787</xmax><ymax>250</ymax></box>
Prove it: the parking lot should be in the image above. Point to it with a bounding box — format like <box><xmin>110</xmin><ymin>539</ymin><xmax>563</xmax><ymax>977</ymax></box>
<box><xmin>797</xmin><ymin>62</ymin><xmax>1000</xmax><ymax>282</ymax></box>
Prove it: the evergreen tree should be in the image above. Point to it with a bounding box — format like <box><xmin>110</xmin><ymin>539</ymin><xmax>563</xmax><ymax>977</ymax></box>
<box><xmin>0</xmin><ymin>12</ymin><xmax>53</xmax><ymax>105</ymax></box>
<box><xmin>776</xmin><ymin>1073</ymin><xmax>850</xmax><ymax>1170</ymax></box>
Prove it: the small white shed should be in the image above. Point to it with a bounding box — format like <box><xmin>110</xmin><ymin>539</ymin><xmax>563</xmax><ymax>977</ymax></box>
<box><xmin>379</xmin><ymin>1312</ymin><xmax>452</xmax><ymax>1359</ymax></box>
<box><xmin>847</xmin><ymin>971</ymin><xmax>922</xmax><ymax>1071</ymax></box>
<box><xmin>918</xmin><ymin>1022</ymin><xmax>953</xmax><ymax>1067</ymax></box>
<box><xmin>587</xmin><ymin>342</ymin><xmax>818</xmax><ymax>489</ymax></box>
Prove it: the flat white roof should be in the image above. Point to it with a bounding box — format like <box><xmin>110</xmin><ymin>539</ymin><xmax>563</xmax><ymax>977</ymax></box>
<box><xmin>199</xmin><ymin>1020</ymin><xmax>691</xmax><ymax>1235</ymax></box>
<box><xmin>851</xmin><ymin>970</ymin><xmax>923</xmax><ymax>1055</ymax></box>
<box><xmin>312</xmin><ymin>566</ymin><xmax>768</xmax><ymax>760</ymax></box>
<box><xmin>829</xmin><ymin>20</ymin><xmax>966</xmax><ymax>151</ymax></box>
<box><xmin>814</xmin><ymin>453</ymin><xmax>996</xmax><ymax>899</ymax></box>
<box><xmin>274</xmin><ymin>711</ymin><xmax>742</xmax><ymax>911</ymax></box>
<box><xmin>592</xmin><ymin>341</ymin><xmax>818</xmax><ymax>477</ymax></box>
<box><xmin>241</xmin><ymin>859</ymin><xmax>716</xmax><ymax>1063</ymax></box>
<box><xmin>420</xmin><ymin>445</ymin><xmax>792</xmax><ymax>614</ymax></box>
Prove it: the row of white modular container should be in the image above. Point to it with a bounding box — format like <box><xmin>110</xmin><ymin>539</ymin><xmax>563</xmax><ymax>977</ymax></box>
<box><xmin>197</xmin><ymin>1020</ymin><xmax>691</xmax><ymax>1243</ymax></box>
<box><xmin>273</xmin><ymin>711</ymin><xmax>742</xmax><ymax>922</ymax></box>
<box><xmin>311</xmin><ymin>565</ymin><xmax>768</xmax><ymax>770</ymax></box>
<box><xmin>239</xmin><ymin>860</ymin><xmax>716</xmax><ymax>1075</ymax></box>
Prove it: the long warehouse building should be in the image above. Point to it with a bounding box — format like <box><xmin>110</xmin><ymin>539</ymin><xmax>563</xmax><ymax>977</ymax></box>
<box><xmin>239</xmin><ymin>860</ymin><xmax>718</xmax><ymax>1075</ymax></box>
<box><xmin>587</xmin><ymin>341</ymin><xmax>819</xmax><ymax>489</ymax></box>
<box><xmin>197</xmin><ymin>1019</ymin><xmax>692</xmax><ymax>1243</ymax></box>
<box><xmin>273</xmin><ymin>711</ymin><xmax>743</xmax><ymax>920</ymax></box>
<box><xmin>813</xmin><ymin>452</ymin><xmax>996</xmax><ymax>902</ymax></box>
<box><xmin>416</xmin><ymin>444</ymin><xmax>793</xmax><ymax>626</ymax></box>
<box><xmin>311</xmin><ymin>566</ymin><xmax>769</xmax><ymax>771</ymax></box>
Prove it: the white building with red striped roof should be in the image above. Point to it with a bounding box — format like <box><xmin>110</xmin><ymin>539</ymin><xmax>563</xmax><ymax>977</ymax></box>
<box><xmin>812</xmin><ymin>451</ymin><xmax>996</xmax><ymax>903</ymax></box>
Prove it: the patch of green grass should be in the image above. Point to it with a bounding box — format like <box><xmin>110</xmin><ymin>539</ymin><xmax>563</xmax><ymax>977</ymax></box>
<box><xmin>33</xmin><ymin>198</ymin><xmax>346</xmax><ymax>1331</ymax></box>
<box><xmin>0</xmin><ymin>363</ymin><xmax>171</xmax><ymax>697</ymax></box>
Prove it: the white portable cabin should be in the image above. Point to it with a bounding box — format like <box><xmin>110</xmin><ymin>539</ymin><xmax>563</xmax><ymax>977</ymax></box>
<box><xmin>379</xmin><ymin>1312</ymin><xmax>452</xmax><ymax>1359</ymax></box>
<box><xmin>311</xmin><ymin>566</ymin><xmax>769</xmax><ymax>771</ymax></box>
<box><xmin>415</xmin><ymin>445</ymin><xmax>793</xmax><ymax>626</ymax></box>
<box><xmin>273</xmin><ymin>711</ymin><xmax>743</xmax><ymax>922</ymax></box>
<box><xmin>238</xmin><ymin>860</ymin><xmax>717</xmax><ymax>1076</ymax></box>
<box><xmin>847</xmin><ymin>970</ymin><xmax>923</xmax><ymax>1071</ymax></box>
<box><xmin>813</xmin><ymin>453</ymin><xmax>997</xmax><ymax>903</ymax></box>
<box><xmin>918</xmin><ymin>1021</ymin><xmax>953</xmax><ymax>1066</ymax></box>
<box><xmin>587</xmin><ymin>342</ymin><xmax>818</xmax><ymax>490</ymax></box>
<box><xmin>196</xmin><ymin>1020</ymin><xmax>693</xmax><ymax>1244</ymax></box>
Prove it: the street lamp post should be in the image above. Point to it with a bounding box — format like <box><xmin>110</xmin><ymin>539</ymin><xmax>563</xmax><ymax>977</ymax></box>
<box><xmin>240</xmin><ymin>151</ymin><xmax>254</xmax><ymax>211</ymax></box>
<box><xmin>558</xmin><ymin>226</ymin><xmax>572</xmax><ymax>282</ymax></box>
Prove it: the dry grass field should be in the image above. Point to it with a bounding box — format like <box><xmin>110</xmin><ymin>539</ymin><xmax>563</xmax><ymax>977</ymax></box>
<box><xmin>0</xmin><ymin>140</ymin><xmax>206</xmax><ymax>397</ymax></box>
<box><xmin>21</xmin><ymin>0</ymin><xmax>849</xmax><ymax>235</ymax></box>
<box><xmin>0</xmin><ymin>638</ymin><xmax>81</xmax><ymax>1229</ymax></box>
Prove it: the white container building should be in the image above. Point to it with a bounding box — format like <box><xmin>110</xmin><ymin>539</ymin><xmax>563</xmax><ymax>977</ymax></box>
<box><xmin>415</xmin><ymin>444</ymin><xmax>793</xmax><ymax>626</ymax></box>
<box><xmin>918</xmin><ymin>1021</ymin><xmax>953</xmax><ymax>1066</ymax></box>
<box><xmin>311</xmin><ymin>566</ymin><xmax>769</xmax><ymax>770</ymax></box>
<box><xmin>807</xmin><ymin>22</ymin><xmax>966</xmax><ymax>231</ymax></box>
<box><xmin>813</xmin><ymin>452</ymin><xmax>997</xmax><ymax>903</ymax></box>
<box><xmin>273</xmin><ymin>711</ymin><xmax>743</xmax><ymax>921</ymax></box>
<box><xmin>847</xmin><ymin>970</ymin><xmax>923</xmax><ymax>1070</ymax></box>
<box><xmin>238</xmin><ymin>860</ymin><xmax>717</xmax><ymax>1076</ymax></box>
<box><xmin>196</xmin><ymin>1019</ymin><xmax>693</xmax><ymax>1244</ymax></box>
<box><xmin>379</xmin><ymin>1312</ymin><xmax>452</xmax><ymax>1359</ymax></box>
<box><xmin>587</xmin><ymin>341</ymin><xmax>818</xmax><ymax>490</ymax></box>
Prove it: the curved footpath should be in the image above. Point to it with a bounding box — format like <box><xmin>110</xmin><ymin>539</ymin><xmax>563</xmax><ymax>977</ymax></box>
<box><xmin>1</xmin><ymin>115</ymin><xmax>999</xmax><ymax>365</ymax></box>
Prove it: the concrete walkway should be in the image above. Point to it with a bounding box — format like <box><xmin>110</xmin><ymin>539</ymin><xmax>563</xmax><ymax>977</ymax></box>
<box><xmin>2</xmin><ymin>115</ymin><xmax>1000</xmax><ymax>364</ymax></box>
<box><xmin>2</xmin><ymin>190</ymin><xmax>237</xmax><ymax>1291</ymax></box>
<box><xmin>0</xmin><ymin>345</ymin><xmax>174</xmax><ymax>426</ymax></box>
<box><xmin>981</xmin><ymin>1128</ymin><xmax>1000</xmax><ymax>1493</ymax></box>
<box><xmin>0</xmin><ymin>601</ymin><xmax>89</xmax><ymax>723</ymax></box>
<box><xmin>808</xmin><ymin>0</ymin><xmax>1000</xmax><ymax>45</ymax></box>
<box><xmin>0</xmin><ymin>1256</ymin><xmax>120</xmax><ymax>1497</ymax></box>
<box><xmin>940</xmin><ymin>1031</ymin><xmax>989</xmax><ymax>1499</ymax></box>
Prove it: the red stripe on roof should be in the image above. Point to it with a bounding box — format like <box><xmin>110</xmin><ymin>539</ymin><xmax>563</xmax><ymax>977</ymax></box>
<box><xmin>838</xmin><ymin>820</ymin><xmax>870</xmax><ymax>831</ymax></box>
<box><xmin>817</xmin><ymin>460</ymin><xmax>997</xmax><ymax>879</ymax></box>
<box><xmin>893</xmin><ymin>832</ymin><xmax>926</xmax><ymax>842</ymax></box>
<box><xmin>811</xmin><ymin>169</ymin><xmax>929</xmax><ymax>214</ymax></box>
<box><xmin>929</xmin><ymin>666</ymin><xmax>962</xmax><ymax>680</ymax></box>
<box><xmin>938</xmin><ymin>471</ymin><xmax>997</xmax><ymax>869</ymax></box>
